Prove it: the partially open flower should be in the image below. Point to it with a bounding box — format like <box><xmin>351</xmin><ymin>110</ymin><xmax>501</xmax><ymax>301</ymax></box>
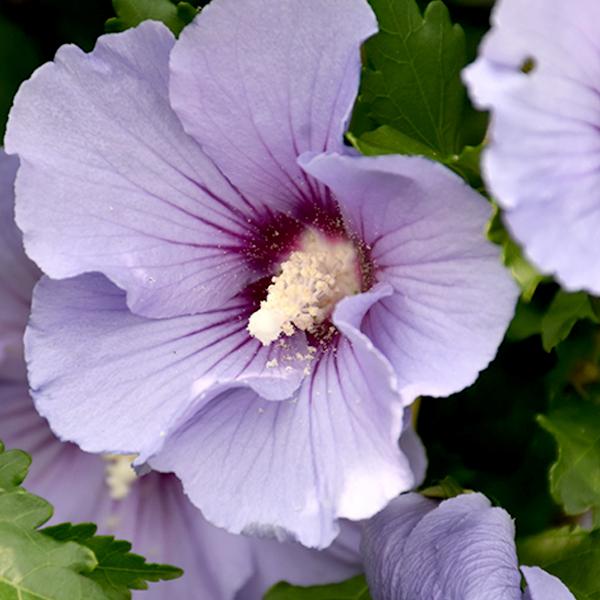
<box><xmin>361</xmin><ymin>493</ymin><xmax>575</xmax><ymax>600</ymax></box>
<box><xmin>7</xmin><ymin>0</ymin><xmax>517</xmax><ymax>547</ymax></box>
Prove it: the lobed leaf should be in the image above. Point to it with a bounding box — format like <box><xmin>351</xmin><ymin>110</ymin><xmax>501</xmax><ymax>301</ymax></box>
<box><xmin>353</xmin><ymin>0</ymin><xmax>467</xmax><ymax>156</ymax></box>
<box><xmin>539</xmin><ymin>397</ymin><xmax>600</xmax><ymax>518</ymax></box>
<box><xmin>541</xmin><ymin>292</ymin><xmax>599</xmax><ymax>352</ymax></box>
<box><xmin>0</xmin><ymin>442</ymin><xmax>182</xmax><ymax>599</ymax></box>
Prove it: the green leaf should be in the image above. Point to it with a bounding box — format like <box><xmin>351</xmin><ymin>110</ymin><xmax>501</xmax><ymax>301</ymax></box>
<box><xmin>264</xmin><ymin>576</ymin><xmax>371</xmax><ymax>600</ymax></box>
<box><xmin>43</xmin><ymin>524</ymin><xmax>183</xmax><ymax>599</ymax></box>
<box><xmin>106</xmin><ymin>0</ymin><xmax>198</xmax><ymax>36</ymax></box>
<box><xmin>421</xmin><ymin>476</ymin><xmax>465</xmax><ymax>500</ymax></box>
<box><xmin>0</xmin><ymin>443</ymin><xmax>106</xmax><ymax>600</ymax></box>
<box><xmin>348</xmin><ymin>125</ymin><xmax>441</xmax><ymax>161</ymax></box>
<box><xmin>0</xmin><ymin>442</ymin><xmax>52</xmax><ymax>530</ymax></box>
<box><xmin>0</xmin><ymin>521</ymin><xmax>108</xmax><ymax>600</ymax></box>
<box><xmin>538</xmin><ymin>396</ymin><xmax>600</xmax><ymax>518</ymax></box>
<box><xmin>545</xmin><ymin>325</ymin><xmax>600</xmax><ymax>399</ymax></box>
<box><xmin>84</xmin><ymin>536</ymin><xmax>183</xmax><ymax>598</ymax></box>
<box><xmin>355</xmin><ymin>0</ymin><xmax>467</xmax><ymax>156</ymax></box>
<box><xmin>0</xmin><ymin>441</ymin><xmax>30</xmax><ymax>490</ymax></box>
<box><xmin>0</xmin><ymin>442</ymin><xmax>182</xmax><ymax>599</ymax></box>
<box><xmin>487</xmin><ymin>207</ymin><xmax>545</xmax><ymax>301</ymax></box>
<box><xmin>518</xmin><ymin>526</ymin><xmax>599</xmax><ymax>600</ymax></box>
<box><xmin>542</xmin><ymin>292</ymin><xmax>600</xmax><ymax>352</ymax></box>
<box><xmin>506</xmin><ymin>299</ymin><xmax>546</xmax><ymax>342</ymax></box>
<box><xmin>348</xmin><ymin>125</ymin><xmax>482</xmax><ymax>186</ymax></box>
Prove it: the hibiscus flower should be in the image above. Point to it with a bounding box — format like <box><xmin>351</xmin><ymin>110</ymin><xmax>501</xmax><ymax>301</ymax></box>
<box><xmin>6</xmin><ymin>0</ymin><xmax>517</xmax><ymax>548</ymax></box>
<box><xmin>0</xmin><ymin>148</ymin><xmax>368</xmax><ymax>599</ymax></box>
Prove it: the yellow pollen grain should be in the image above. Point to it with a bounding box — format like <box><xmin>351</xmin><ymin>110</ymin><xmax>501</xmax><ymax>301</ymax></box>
<box><xmin>102</xmin><ymin>454</ymin><xmax>138</xmax><ymax>500</ymax></box>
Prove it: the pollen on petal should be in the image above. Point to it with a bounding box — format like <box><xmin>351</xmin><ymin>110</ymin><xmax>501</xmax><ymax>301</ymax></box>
<box><xmin>247</xmin><ymin>230</ymin><xmax>361</xmax><ymax>346</ymax></box>
<box><xmin>103</xmin><ymin>454</ymin><xmax>138</xmax><ymax>500</ymax></box>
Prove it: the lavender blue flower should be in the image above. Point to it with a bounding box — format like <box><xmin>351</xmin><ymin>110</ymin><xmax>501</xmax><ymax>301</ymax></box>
<box><xmin>6</xmin><ymin>0</ymin><xmax>517</xmax><ymax>547</ymax></box>
<box><xmin>361</xmin><ymin>492</ymin><xmax>575</xmax><ymax>600</ymax></box>
<box><xmin>463</xmin><ymin>0</ymin><xmax>600</xmax><ymax>294</ymax></box>
<box><xmin>0</xmin><ymin>148</ymin><xmax>366</xmax><ymax>599</ymax></box>
<box><xmin>0</xmin><ymin>151</ymin><xmax>38</xmax><ymax>382</ymax></box>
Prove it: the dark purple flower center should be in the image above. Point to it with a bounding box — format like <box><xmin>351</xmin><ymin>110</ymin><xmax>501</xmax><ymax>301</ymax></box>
<box><xmin>241</xmin><ymin>200</ymin><xmax>373</xmax><ymax>347</ymax></box>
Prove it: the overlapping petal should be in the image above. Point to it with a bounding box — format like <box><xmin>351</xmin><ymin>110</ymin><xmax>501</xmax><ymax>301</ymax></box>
<box><xmin>301</xmin><ymin>153</ymin><xmax>518</xmax><ymax>400</ymax></box>
<box><xmin>27</xmin><ymin>274</ymin><xmax>308</xmax><ymax>460</ymax></box>
<box><xmin>0</xmin><ymin>382</ymin><xmax>253</xmax><ymax>599</ymax></box>
<box><xmin>361</xmin><ymin>493</ymin><xmax>575</xmax><ymax>600</ymax></box>
<box><xmin>240</xmin><ymin>524</ymin><xmax>362</xmax><ymax>598</ymax></box>
<box><xmin>0</xmin><ymin>382</ymin><xmax>364</xmax><ymax>599</ymax></box>
<box><xmin>0</xmin><ymin>150</ymin><xmax>39</xmax><ymax>380</ymax></box>
<box><xmin>151</xmin><ymin>317</ymin><xmax>414</xmax><ymax>548</ymax></box>
<box><xmin>361</xmin><ymin>494</ymin><xmax>437</xmax><ymax>599</ymax></box>
<box><xmin>6</xmin><ymin>22</ymin><xmax>266</xmax><ymax>318</ymax></box>
<box><xmin>463</xmin><ymin>0</ymin><xmax>600</xmax><ymax>294</ymax></box>
<box><xmin>521</xmin><ymin>566</ymin><xmax>576</xmax><ymax>600</ymax></box>
<box><xmin>170</xmin><ymin>0</ymin><xmax>377</xmax><ymax>210</ymax></box>
<box><xmin>10</xmin><ymin>0</ymin><xmax>441</xmax><ymax>551</ymax></box>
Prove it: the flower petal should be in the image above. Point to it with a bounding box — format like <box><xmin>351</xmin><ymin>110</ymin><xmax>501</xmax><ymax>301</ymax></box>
<box><xmin>401</xmin><ymin>494</ymin><xmax>521</xmax><ymax>600</ymax></box>
<box><xmin>0</xmin><ymin>150</ymin><xmax>39</xmax><ymax>380</ymax></box>
<box><xmin>0</xmin><ymin>382</ymin><xmax>255</xmax><ymax>600</ymax></box>
<box><xmin>361</xmin><ymin>493</ymin><xmax>437</xmax><ymax>600</ymax></box>
<box><xmin>27</xmin><ymin>274</ymin><xmax>307</xmax><ymax>460</ymax></box>
<box><xmin>399</xmin><ymin>409</ymin><xmax>427</xmax><ymax>487</ymax></box>
<box><xmin>6</xmin><ymin>21</ymin><xmax>262</xmax><ymax>318</ymax></box>
<box><xmin>169</xmin><ymin>0</ymin><xmax>377</xmax><ymax>208</ymax></box>
<box><xmin>0</xmin><ymin>380</ymin><xmax>107</xmax><ymax>524</ymax></box>
<box><xmin>239</xmin><ymin>522</ymin><xmax>362</xmax><ymax>598</ymax></box>
<box><xmin>363</xmin><ymin>493</ymin><xmax>522</xmax><ymax>600</ymax></box>
<box><xmin>109</xmin><ymin>472</ymin><xmax>255</xmax><ymax>600</ymax></box>
<box><xmin>152</xmin><ymin>322</ymin><xmax>413</xmax><ymax>549</ymax></box>
<box><xmin>521</xmin><ymin>566</ymin><xmax>575</xmax><ymax>600</ymax></box>
<box><xmin>0</xmin><ymin>383</ymin><xmax>369</xmax><ymax>599</ymax></box>
<box><xmin>302</xmin><ymin>153</ymin><xmax>518</xmax><ymax>400</ymax></box>
<box><xmin>463</xmin><ymin>0</ymin><xmax>600</xmax><ymax>294</ymax></box>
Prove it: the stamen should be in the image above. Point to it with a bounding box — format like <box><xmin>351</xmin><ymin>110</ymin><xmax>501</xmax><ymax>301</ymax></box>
<box><xmin>103</xmin><ymin>454</ymin><xmax>138</xmax><ymax>500</ymax></box>
<box><xmin>248</xmin><ymin>230</ymin><xmax>360</xmax><ymax>345</ymax></box>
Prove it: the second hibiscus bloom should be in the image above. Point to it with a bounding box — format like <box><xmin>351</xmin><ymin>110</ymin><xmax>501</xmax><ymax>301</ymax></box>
<box><xmin>6</xmin><ymin>0</ymin><xmax>518</xmax><ymax>548</ymax></box>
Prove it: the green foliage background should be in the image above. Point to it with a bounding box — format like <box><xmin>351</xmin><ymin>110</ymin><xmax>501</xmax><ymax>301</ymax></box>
<box><xmin>1</xmin><ymin>0</ymin><xmax>599</xmax><ymax>598</ymax></box>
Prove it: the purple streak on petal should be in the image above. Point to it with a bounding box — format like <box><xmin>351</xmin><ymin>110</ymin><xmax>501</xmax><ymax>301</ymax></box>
<box><xmin>5</xmin><ymin>22</ymin><xmax>271</xmax><ymax>318</ymax></box>
<box><xmin>27</xmin><ymin>274</ymin><xmax>307</xmax><ymax>460</ymax></box>
<box><xmin>521</xmin><ymin>566</ymin><xmax>575</xmax><ymax>600</ymax></box>
<box><xmin>0</xmin><ymin>150</ymin><xmax>39</xmax><ymax>380</ymax></box>
<box><xmin>463</xmin><ymin>0</ymin><xmax>600</xmax><ymax>294</ymax></box>
<box><xmin>152</xmin><ymin>317</ymin><xmax>413</xmax><ymax>549</ymax></box>
<box><xmin>301</xmin><ymin>152</ymin><xmax>518</xmax><ymax>402</ymax></box>
<box><xmin>169</xmin><ymin>0</ymin><xmax>377</xmax><ymax>211</ymax></box>
<box><xmin>0</xmin><ymin>381</ymin><xmax>368</xmax><ymax>599</ymax></box>
<box><xmin>361</xmin><ymin>493</ymin><xmax>437</xmax><ymax>600</ymax></box>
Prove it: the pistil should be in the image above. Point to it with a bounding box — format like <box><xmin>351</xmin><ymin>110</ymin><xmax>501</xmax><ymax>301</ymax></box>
<box><xmin>247</xmin><ymin>230</ymin><xmax>361</xmax><ymax>346</ymax></box>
